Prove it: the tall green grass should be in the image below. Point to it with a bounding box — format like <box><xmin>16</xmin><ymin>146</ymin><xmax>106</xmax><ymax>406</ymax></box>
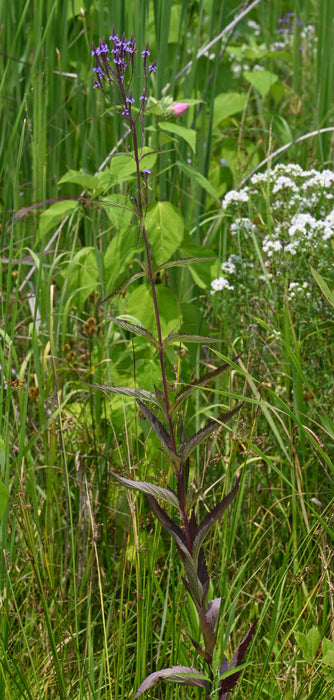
<box><xmin>0</xmin><ymin>0</ymin><xmax>333</xmax><ymax>698</ymax></box>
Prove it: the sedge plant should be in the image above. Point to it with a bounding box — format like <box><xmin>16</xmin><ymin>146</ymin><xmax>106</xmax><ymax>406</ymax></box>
<box><xmin>91</xmin><ymin>31</ymin><xmax>257</xmax><ymax>698</ymax></box>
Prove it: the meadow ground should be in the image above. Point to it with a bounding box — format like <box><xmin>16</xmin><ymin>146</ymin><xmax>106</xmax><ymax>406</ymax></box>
<box><xmin>0</xmin><ymin>1</ymin><xmax>334</xmax><ymax>698</ymax></box>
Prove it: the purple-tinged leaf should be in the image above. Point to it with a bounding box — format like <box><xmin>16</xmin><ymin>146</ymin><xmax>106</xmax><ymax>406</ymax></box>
<box><xmin>145</xmin><ymin>495</ymin><xmax>186</xmax><ymax>548</ymax></box>
<box><xmin>170</xmin><ymin>354</ymin><xmax>242</xmax><ymax>415</ymax></box>
<box><xmin>192</xmin><ymin>479</ymin><xmax>240</xmax><ymax>559</ymax></box>
<box><xmin>197</xmin><ymin>547</ymin><xmax>210</xmax><ymax>591</ymax></box>
<box><xmin>136</xmin><ymin>399</ymin><xmax>175</xmax><ymax>459</ymax></box>
<box><xmin>111</xmin><ymin>472</ymin><xmax>180</xmax><ymax>509</ymax></box>
<box><xmin>206</xmin><ymin>597</ymin><xmax>222</xmax><ymax>633</ymax></box>
<box><xmin>190</xmin><ymin>637</ymin><xmax>207</xmax><ymax>659</ymax></box>
<box><xmin>179</xmin><ymin>405</ymin><xmax>243</xmax><ymax>463</ymax></box>
<box><xmin>134</xmin><ymin>666</ymin><xmax>209</xmax><ymax>697</ymax></box>
<box><xmin>219</xmin><ymin>619</ymin><xmax>258</xmax><ymax>698</ymax></box>
<box><xmin>145</xmin><ymin>495</ymin><xmax>203</xmax><ymax>607</ymax></box>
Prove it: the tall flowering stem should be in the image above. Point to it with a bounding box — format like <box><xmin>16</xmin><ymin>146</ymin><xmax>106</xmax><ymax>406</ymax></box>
<box><xmin>92</xmin><ymin>31</ymin><xmax>192</xmax><ymax>546</ymax></box>
<box><xmin>92</xmin><ymin>31</ymin><xmax>256</xmax><ymax>698</ymax></box>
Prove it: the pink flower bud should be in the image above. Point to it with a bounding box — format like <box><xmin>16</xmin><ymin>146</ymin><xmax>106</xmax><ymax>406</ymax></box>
<box><xmin>171</xmin><ymin>102</ymin><xmax>189</xmax><ymax>116</ymax></box>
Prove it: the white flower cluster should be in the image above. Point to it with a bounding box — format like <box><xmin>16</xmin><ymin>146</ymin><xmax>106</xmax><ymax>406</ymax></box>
<box><xmin>222</xmin><ymin>189</ymin><xmax>249</xmax><ymax>209</ymax></box>
<box><xmin>211</xmin><ymin>256</ymin><xmax>238</xmax><ymax>294</ymax></box>
<box><xmin>216</xmin><ymin>162</ymin><xmax>334</xmax><ymax>313</ymax></box>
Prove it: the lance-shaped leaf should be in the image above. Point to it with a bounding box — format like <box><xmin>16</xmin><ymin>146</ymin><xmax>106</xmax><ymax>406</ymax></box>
<box><xmin>192</xmin><ymin>479</ymin><xmax>240</xmax><ymax>561</ymax></box>
<box><xmin>146</xmin><ymin>495</ymin><xmax>203</xmax><ymax>607</ymax></box>
<box><xmin>107</xmin><ymin>316</ymin><xmax>158</xmax><ymax>347</ymax></box>
<box><xmin>198</xmin><ymin>597</ymin><xmax>222</xmax><ymax>657</ymax></box>
<box><xmin>111</xmin><ymin>472</ymin><xmax>180</xmax><ymax>510</ymax></box>
<box><xmin>206</xmin><ymin>597</ymin><xmax>222</xmax><ymax>633</ymax></box>
<box><xmin>179</xmin><ymin>404</ymin><xmax>243</xmax><ymax>463</ymax></box>
<box><xmin>134</xmin><ymin>666</ymin><xmax>209</xmax><ymax>697</ymax></box>
<box><xmin>155</xmin><ymin>254</ymin><xmax>217</xmax><ymax>276</ymax></box>
<box><xmin>102</xmin><ymin>270</ymin><xmax>145</xmax><ymax>302</ymax></box>
<box><xmin>86</xmin><ymin>383</ymin><xmax>164</xmax><ymax>411</ymax></box>
<box><xmin>163</xmin><ymin>332</ymin><xmax>223</xmax><ymax>350</ymax></box>
<box><xmin>136</xmin><ymin>400</ymin><xmax>176</xmax><ymax>463</ymax></box>
<box><xmin>218</xmin><ymin>618</ymin><xmax>258</xmax><ymax>699</ymax></box>
<box><xmin>170</xmin><ymin>354</ymin><xmax>242</xmax><ymax>416</ymax></box>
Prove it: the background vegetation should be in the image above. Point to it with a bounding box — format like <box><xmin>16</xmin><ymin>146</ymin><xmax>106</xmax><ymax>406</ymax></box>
<box><xmin>0</xmin><ymin>0</ymin><xmax>333</xmax><ymax>698</ymax></box>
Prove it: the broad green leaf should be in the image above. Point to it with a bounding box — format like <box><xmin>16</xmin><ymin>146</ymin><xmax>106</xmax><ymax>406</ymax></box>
<box><xmin>145</xmin><ymin>201</ymin><xmax>184</xmax><ymax>265</ymax></box>
<box><xmin>158</xmin><ymin>121</ymin><xmax>197</xmax><ymax>153</ymax></box>
<box><xmin>179</xmin><ymin>244</ymin><xmax>216</xmax><ymax>289</ymax></box>
<box><xmin>58</xmin><ymin>169</ymin><xmax>97</xmax><ymax>189</ymax></box>
<box><xmin>38</xmin><ymin>200</ymin><xmax>78</xmax><ymax>239</ymax></box>
<box><xmin>100</xmin><ymin>194</ymin><xmax>133</xmax><ymax>230</ymax></box>
<box><xmin>135</xmin><ymin>666</ymin><xmax>208</xmax><ymax>697</ymax></box>
<box><xmin>295</xmin><ymin>627</ymin><xmax>321</xmax><ymax>663</ymax></box>
<box><xmin>111</xmin><ymin>472</ymin><xmax>180</xmax><ymax>509</ymax></box>
<box><xmin>306</xmin><ymin>626</ymin><xmax>321</xmax><ymax>657</ymax></box>
<box><xmin>311</xmin><ymin>267</ymin><xmax>334</xmax><ymax>308</ymax></box>
<box><xmin>213</xmin><ymin>92</ymin><xmax>247</xmax><ymax>127</ymax></box>
<box><xmin>104</xmin><ymin>226</ymin><xmax>140</xmax><ymax>292</ymax></box>
<box><xmin>127</xmin><ymin>285</ymin><xmax>181</xmax><ymax>339</ymax></box>
<box><xmin>60</xmin><ymin>247</ymin><xmax>99</xmax><ymax>309</ymax></box>
<box><xmin>176</xmin><ymin>161</ymin><xmax>219</xmax><ymax>202</ymax></box>
<box><xmin>108</xmin><ymin>148</ymin><xmax>157</xmax><ymax>185</ymax></box>
<box><xmin>243</xmin><ymin>69</ymin><xmax>278</xmax><ymax>98</ymax></box>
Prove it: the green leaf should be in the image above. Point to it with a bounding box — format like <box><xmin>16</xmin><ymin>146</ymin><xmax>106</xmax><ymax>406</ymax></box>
<box><xmin>38</xmin><ymin>200</ymin><xmax>78</xmax><ymax>239</ymax></box>
<box><xmin>87</xmin><ymin>383</ymin><xmax>163</xmax><ymax>409</ymax></box>
<box><xmin>0</xmin><ymin>480</ymin><xmax>8</xmax><ymax>520</ymax></box>
<box><xmin>243</xmin><ymin>69</ymin><xmax>278</xmax><ymax>99</ymax></box>
<box><xmin>58</xmin><ymin>169</ymin><xmax>97</xmax><ymax>190</ymax></box>
<box><xmin>100</xmin><ymin>194</ymin><xmax>133</xmax><ymax>231</ymax></box>
<box><xmin>103</xmin><ymin>226</ymin><xmax>140</xmax><ymax>292</ymax></box>
<box><xmin>176</xmin><ymin>161</ymin><xmax>219</xmax><ymax>202</ymax></box>
<box><xmin>127</xmin><ymin>285</ymin><xmax>181</xmax><ymax>339</ymax></box>
<box><xmin>295</xmin><ymin>627</ymin><xmax>321</xmax><ymax>663</ymax></box>
<box><xmin>60</xmin><ymin>247</ymin><xmax>99</xmax><ymax>309</ymax></box>
<box><xmin>108</xmin><ymin>316</ymin><xmax>158</xmax><ymax>347</ymax></box>
<box><xmin>145</xmin><ymin>201</ymin><xmax>184</xmax><ymax>265</ymax></box>
<box><xmin>108</xmin><ymin>148</ymin><xmax>157</xmax><ymax>185</ymax></box>
<box><xmin>213</xmin><ymin>92</ymin><xmax>247</xmax><ymax>127</ymax></box>
<box><xmin>158</xmin><ymin>121</ymin><xmax>197</xmax><ymax>153</ymax></box>
<box><xmin>311</xmin><ymin>267</ymin><xmax>334</xmax><ymax>308</ymax></box>
<box><xmin>179</xmin><ymin>244</ymin><xmax>216</xmax><ymax>289</ymax></box>
<box><xmin>112</xmin><ymin>472</ymin><xmax>180</xmax><ymax>509</ymax></box>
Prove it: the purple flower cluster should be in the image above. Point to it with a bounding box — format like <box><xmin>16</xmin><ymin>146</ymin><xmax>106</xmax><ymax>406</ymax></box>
<box><xmin>277</xmin><ymin>12</ymin><xmax>303</xmax><ymax>34</ymax></box>
<box><xmin>91</xmin><ymin>30</ymin><xmax>156</xmax><ymax>122</ymax></box>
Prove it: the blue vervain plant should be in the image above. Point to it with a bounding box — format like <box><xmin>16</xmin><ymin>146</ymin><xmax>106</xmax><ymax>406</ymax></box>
<box><xmin>91</xmin><ymin>31</ymin><xmax>257</xmax><ymax>698</ymax></box>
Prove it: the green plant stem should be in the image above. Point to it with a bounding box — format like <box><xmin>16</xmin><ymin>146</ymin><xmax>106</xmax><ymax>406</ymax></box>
<box><xmin>131</xmin><ymin>116</ymin><xmax>193</xmax><ymax>552</ymax></box>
